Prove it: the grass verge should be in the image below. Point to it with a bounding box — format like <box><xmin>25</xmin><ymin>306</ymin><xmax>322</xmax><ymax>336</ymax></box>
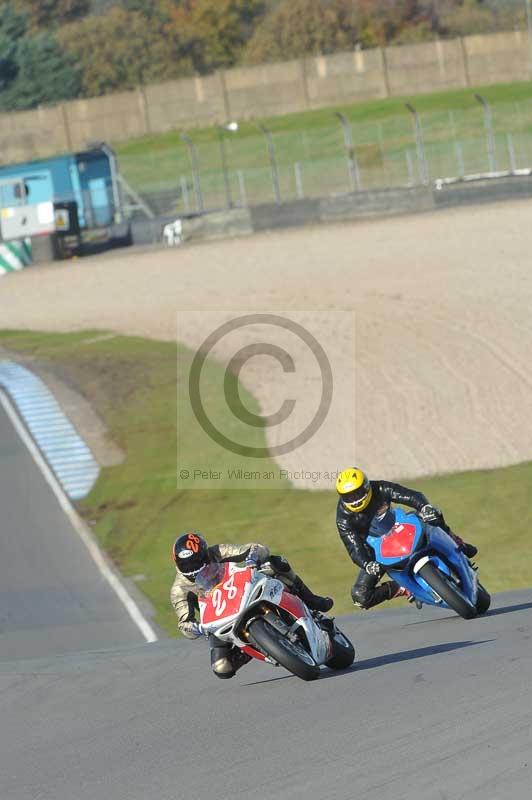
<box><xmin>1</xmin><ymin>329</ymin><xmax>530</xmax><ymax>635</ymax></box>
<box><xmin>115</xmin><ymin>79</ymin><xmax>532</xmax><ymax>209</ymax></box>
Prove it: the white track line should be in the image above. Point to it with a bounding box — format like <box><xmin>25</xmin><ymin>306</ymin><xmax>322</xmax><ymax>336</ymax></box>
<box><xmin>0</xmin><ymin>390</ymin><xmax>158</xmax><ymax>644</ymax></box>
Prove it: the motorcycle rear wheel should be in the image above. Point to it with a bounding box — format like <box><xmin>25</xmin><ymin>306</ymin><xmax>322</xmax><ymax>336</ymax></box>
<box><xmin>418</xmin><ymin>562</ymin><xmax>477</xmax><ymax>619</ymax></box>
<box><xmin>248</xmin><ymin>617</ymin><xmax>320</xmax><ymax>681</ymax></box>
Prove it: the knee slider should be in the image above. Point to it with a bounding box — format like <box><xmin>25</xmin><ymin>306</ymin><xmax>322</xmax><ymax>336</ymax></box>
<box><xmin>269</xmin><ymin>554</ymin><xmax>291</xmax><ymax>574</ymax></box>
<box><xmin>212</xmin><ymin>656</ymin><xmax>235</xmax><ymax>679</ymax></box>
<box><xmin>351</xmin><ymin>584</ymin><xmax>371</xmax><ymax>609</ymax></box>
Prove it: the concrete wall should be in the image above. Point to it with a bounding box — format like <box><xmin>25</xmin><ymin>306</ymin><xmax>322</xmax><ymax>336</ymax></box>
<box><xmin>1</xmin><ymin>30</ymin><xmax>531</xmax><ymax>165</ymax></box>
<box><xmin>305</xmin><ymin>48</ymin><xmax>388</xmax><ymax>106</ymax></box>
<box><xmin>225</xmin><ymin>60</ymin><xmax>309</xmax><ymax>119</ymax></box>
<box><xmin>464</xmin><ymin>31</ymin><xmax>528</xmax><ymax>86</ymax></box>
<box><xmin>384</xmin><ymin>38</ymin><xmax>469</xmax><ymax>95</ymax></box>
<box><xmin>0</xmin><ymin>105</ymin><xmax>71</xmax><ymax>162</ymax></box>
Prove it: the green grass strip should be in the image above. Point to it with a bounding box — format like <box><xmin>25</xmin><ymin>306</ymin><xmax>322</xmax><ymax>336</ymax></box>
<box><xmin>1</xmin><ymin>329</ymin><xmax>529</xmax><ymax>636</ymax></box>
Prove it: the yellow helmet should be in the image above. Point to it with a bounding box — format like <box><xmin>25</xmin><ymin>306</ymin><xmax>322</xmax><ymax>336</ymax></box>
<box><xmin>336</xmin><ymin>467</ymin><xmax>373</xmax><ymax>512</ymax></box>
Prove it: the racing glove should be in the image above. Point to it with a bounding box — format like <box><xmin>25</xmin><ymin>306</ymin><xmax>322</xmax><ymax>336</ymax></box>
<box><xmin>189</xmin><ymin>622</ymin><xmax>207</xmax><ymax>638</ymax></box>
<box><xmin>244</xmin><ymin>545</ymin><xmax>262</xmax><ymax>568</ymax></box>
<box><xmin>364</xmin><ymin>561</ymin><xmax>384</xmax><ymax>577</ymax></box>
<box><xmin>420</xmin><ymin>504</ymin><xmax>443</xmax><ymax>524</ymax></box>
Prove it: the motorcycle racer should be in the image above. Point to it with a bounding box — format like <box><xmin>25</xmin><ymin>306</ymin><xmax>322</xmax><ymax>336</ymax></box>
<box><xmin>335</xmin><ymin>467</ymin><xmax>478</xmax><ymax>610</ymax></box>
<box><xmin>171</xmin><ymin>531</ymin><xmax>333</xmax><ymax>678</ymax></box>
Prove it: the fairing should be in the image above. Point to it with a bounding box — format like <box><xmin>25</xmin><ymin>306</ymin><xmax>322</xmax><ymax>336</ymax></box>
<box><xmin>198</xmin><ymin>563</ymin><xmax>333</xmax><ymax>667</ymax></box>
<box><xmin>367</xmin><ymin>508</ymin><xmax>478</xmax><ymax>610</ymax></box>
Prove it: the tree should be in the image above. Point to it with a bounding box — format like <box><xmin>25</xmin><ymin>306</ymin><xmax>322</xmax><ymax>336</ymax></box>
<box><xmin>14</xmin><ymin>0</ymin><xmax>90</xmax><ymax>30</ymax></box>
<box><xmin>4</xmin><ymin>32</ymin><xmax>81</xmax><ymax>109</ymax></box>
<box><xmin>57</xmin><ymin>6</ymin><xmax>193</xmax><ymax>97</ymax></box>
<box><xmin>0</xmin><ymin>3</ymin><xmax>80</xmax><ymax>110</ymax></box>
<box><xmin>122</xmin><ymin>0</ymin><xmax>170</xmax><ymax>15</ymax></box>
<box><xmin>439</xmin><ymin>0</ymin><xmax>498</xmax><ymax>36</ymax></box>
<box><xmin>169</xmin><ymin>0</ymin><xmax>266</xmax><ymax>73</ymax></box>
<box><xmin>355</xmin><ymin>0</ymin><xmax>435</xmax><ymax>47</ymax></box>
<box><xmin>0</xmin><ymin>4</ymin><xmax>26</xmax><ymax>92</ymax></box>
<box><xmin>243</xmin><ymin>0</ymin><xmax>439</xmax><ymax>61</ymax></box>
<box><xmin>244</xmin><ymin>0</ymin><xmax>359</xmax><ymax>64</ymax></box>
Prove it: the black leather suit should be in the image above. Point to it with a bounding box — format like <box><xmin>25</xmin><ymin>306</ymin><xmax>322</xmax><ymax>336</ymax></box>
<box><xmin>336</xmin><ymin>480</ymin><xmax>430</xmax><ymax>609</ymax></box>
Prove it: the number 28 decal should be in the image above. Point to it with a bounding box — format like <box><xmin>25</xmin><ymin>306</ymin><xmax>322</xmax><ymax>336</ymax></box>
<box><xmin>212</xmin><ymin>574</ymin><xmax>238</xmax><ymax>617</ymax></box>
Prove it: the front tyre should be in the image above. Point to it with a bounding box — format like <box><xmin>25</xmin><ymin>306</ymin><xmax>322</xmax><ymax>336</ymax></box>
<box><xmin>248</xmin><ymin>617</ymin><xmax>320</xmax><ymax>681</ymax></box>
<box><xmin>476</xmin><ymin>583</ymin><xmax>491</xmax><ymax>615</ymax></box>
<box><xmin>418</xmin><ymin>562</ymin><xmax>477</xmax><ymax>620</ymax></box>
<box><xmin>326</xmin><ymin>628</ymin><xmax>355</xmax><ymax>670</ymax></box>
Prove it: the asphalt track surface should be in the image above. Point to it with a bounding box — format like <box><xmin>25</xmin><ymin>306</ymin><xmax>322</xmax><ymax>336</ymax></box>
<box><xmin>0</xmin><ymin>400</ymin><xmax>144</xmax><ymax>662</ymax></box>
<box><xmin>1</xmin><ymin>391</ymin><xmax>531</xmax><ymax>799</ymax></box>
<box><xmin>1</xmin><ymin>589</ymin><xmax>530</xmax><ymax>800</ymax></box>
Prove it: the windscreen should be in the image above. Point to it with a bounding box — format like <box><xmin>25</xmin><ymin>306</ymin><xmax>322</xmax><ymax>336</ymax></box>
<box><xmin>195</xmin><ymin>562</ymin><xmax>225</xmax><ymax>596</ymax></box>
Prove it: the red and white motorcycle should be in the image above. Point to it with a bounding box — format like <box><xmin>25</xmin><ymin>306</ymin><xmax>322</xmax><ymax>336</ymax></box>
<box><xmin>196</xmin><ymin>561</ymin><xmax>355</xmax><ymax>681</ymax></box>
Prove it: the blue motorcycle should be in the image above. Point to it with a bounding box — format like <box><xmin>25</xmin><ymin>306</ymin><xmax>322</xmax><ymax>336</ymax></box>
<box><xmin>367</xmin><ymin>507</ymin><xmax>490</xmax><ymax>619</ymax></box>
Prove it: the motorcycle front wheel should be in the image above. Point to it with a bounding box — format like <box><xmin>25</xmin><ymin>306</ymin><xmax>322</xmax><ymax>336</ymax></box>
<box><xmin>418</xmin><ymin>562</ymin><xmax>477</xmax><ymax>619</ymax></box>
<box><xmin>326</xmin><ymin>629</ymin><xmax>355</xmax><ymax>670</ymax></box>
<box><xmin>476</xmin><ymin>583</ymin><xmax>491</xmax><ymax>614</ymax></box>
<box><xmin>248</xmin><ymin>617</ymin><xmax>320</xmax><ymax>681</ymax></box>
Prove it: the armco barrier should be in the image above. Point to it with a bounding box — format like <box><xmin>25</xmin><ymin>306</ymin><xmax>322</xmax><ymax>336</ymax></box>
<box><xmin>434</xmin><ymin>173</ymin><xmax>532</xmax><ymax>208</ymax></box>
<box><xmin>0</xmin><ymin>239</ymin><xmax>32</xmax><ymax>276</ymax></box>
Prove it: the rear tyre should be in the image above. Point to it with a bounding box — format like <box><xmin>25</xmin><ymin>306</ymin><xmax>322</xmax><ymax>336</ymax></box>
<box><xmin>476</xmin><ymin>584</ymin><xmax>491</xmax><ymax>615</ymax></box>
<box><xmin>326</xmin><ymin>629</ymin><xmax>355</xmax><ymax>670</ymax></box>
<box><xmin>248</xmin><ymin>617</ymin><xmax>320</xmax><ymax>681</ymax></box>
<box><xmin>418</xmin><ymin>562</ymin><xmax>477</xmax><ymax>619</ymax></box>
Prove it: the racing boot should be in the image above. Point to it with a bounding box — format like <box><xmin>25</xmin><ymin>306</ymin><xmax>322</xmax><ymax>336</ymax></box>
<box><xmin>231</xmin><ymin>648</ymin><xmax>252</xmax><ymax>674</ymax></box>
<box><xmin>447</xmin><ymin>530</ymin><xmax>478</xmax><ymax>559</ymax></box>
<box><xmin>388</xmin><ymin>583</ymin><xmax>411</xmax><ymax>601</ymax></box>
<box><xmin>292</xmin><ymin>577</ymin><xmax>334</xmax><ymax>613</ymax></box>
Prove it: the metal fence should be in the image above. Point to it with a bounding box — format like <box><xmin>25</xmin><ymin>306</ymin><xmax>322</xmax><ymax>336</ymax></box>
<box><xmin>115</xmin><ymin>97</ymin><xmax>532</xmax><ymax>219</ymax></box>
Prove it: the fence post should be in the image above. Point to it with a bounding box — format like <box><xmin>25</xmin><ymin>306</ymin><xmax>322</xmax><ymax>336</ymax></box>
<box><xmin>180</xmin><ymin>132</ymin><xmax>204</xmax><ymax>213</ymax></box>
<box><xmin>455</xmin><ymin>142</ymin><xmax>465</xmax><ymax>178</ymax></box>
<box><xmin>405</xmin><ymin>103</ymin><xmax>429</xmax><ymax>185</ymax></box>
<box><xmin>335</xmin><ymin>112</ymin><xmax>361</xmax><ymax>192</ymax></box>
<box><xmin>294</xmin><ymin>162</ymin><xmax>304</xmax><ymax>198</ymax></box>
<box><xmin>507</xmin><ymin>133</ymin><xmax>517</xmax><ymax>172</ymax></box>
<box><xmin>217</xmin><ymin>127</ymin><xmax>232</xmax><ymax>209</ymax></box>
<box><xmin>474</xmin><ymin>94</ymin><xmax>497</xmax><ymax>173</ymax></box>
<box><xmin>237</xmin><ymin>170</ymin><xmax>248</xmax><ymax>207</ymax></box>
<box><xmin>405</xmin><ymin>150</ymin><xmax>415</xmax><ymax>186</ymax></box>
<box><xmin>180</xmin><ymin>176</ymin><xmax>190</xmax><ymax>213</ymax></box>
<box><xmin>258</xmin><ymin>123</ymin><xmax>281</xmax><ymax>204</ymax></box>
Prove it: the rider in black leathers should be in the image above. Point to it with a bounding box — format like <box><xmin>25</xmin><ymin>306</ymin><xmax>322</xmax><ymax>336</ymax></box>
<box><xmin>336</xmin><ymin>469</ymin><xmax>478</xmax><ymax>610</ymax></box>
